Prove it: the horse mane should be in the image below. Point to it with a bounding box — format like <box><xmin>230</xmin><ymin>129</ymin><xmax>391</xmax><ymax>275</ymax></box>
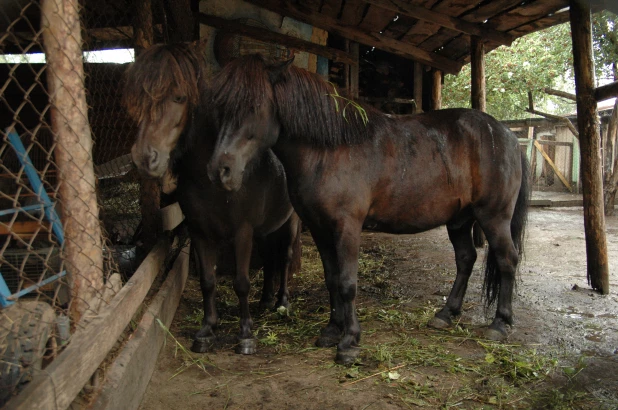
<box><xmin>274</xmin><ymin>65</ymin><xmax>387</xmax><ymax>146</ymax></box>
<box><xmin>210</xmin><ymin>54</ymin><xmax>275</xmax><ymax>128</ymax></box>
<box><xmin>210</xmin><ymin>54</ymin><xmax>387</xmax><ymax>147</ymax></box>
<box><xmin>123</xmin><ymin>43</ymin><xmax>207</xmax><ymax>125</ymax></box>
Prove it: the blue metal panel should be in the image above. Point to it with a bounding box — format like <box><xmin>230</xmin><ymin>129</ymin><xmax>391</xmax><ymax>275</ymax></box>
<box><xmin>7</xmin><ymin>129</ymin><xmax>64</xmax><ymax>246</ymax></box>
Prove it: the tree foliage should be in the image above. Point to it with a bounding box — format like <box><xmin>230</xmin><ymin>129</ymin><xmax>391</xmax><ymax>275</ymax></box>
<box><xmin>442</xmin><ymin>11</ymin><xmax>617</xmax><ymax>120</ymax></box>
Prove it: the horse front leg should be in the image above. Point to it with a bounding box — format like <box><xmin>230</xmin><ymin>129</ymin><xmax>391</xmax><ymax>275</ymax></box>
<box><xmin>430</xmin><ymin>220</ymin><xmax>477</xmax><ymax>329</ymax></box>
<box><xmin>191</xmin><ymin>235</ymin><xmax>219</xmax><ymax>353</ymax></box>
<box><xmin>312</xmin><ymin>231</ymin><xmax>345</xmax><ymax>348</ymax></box>
<box><xmin>333</xmin><ymin>221</ymin><xmax>363</xmax><ymax>365</ymax></box>
<box><xmin>234</xmin><ymin>224</ymin><xmax>257</xmax><ymax>354</ymax></box>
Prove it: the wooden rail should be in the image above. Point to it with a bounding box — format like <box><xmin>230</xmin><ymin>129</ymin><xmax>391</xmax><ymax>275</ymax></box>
<box><xmin>8</xmin><ymin>237</ymin><xmax>171</xmax><ymax>410</ymax></box>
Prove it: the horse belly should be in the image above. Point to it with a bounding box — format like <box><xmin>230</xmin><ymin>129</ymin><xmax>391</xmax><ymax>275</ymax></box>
<box><xmin>365</xmin><ymin>195</ymin><xmax>463</xmax><ymax>234</ymax></box>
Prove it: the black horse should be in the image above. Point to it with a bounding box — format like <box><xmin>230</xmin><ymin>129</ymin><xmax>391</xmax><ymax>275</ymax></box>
<box><xmin>206</xmin><ymin>54</ymin><xmax>530</xmax><ymax>364</ymax></box>
<box><xmin>125</xmin><ymin>45</ymin><xmax>301</xmax><ymax>355</ymax></box>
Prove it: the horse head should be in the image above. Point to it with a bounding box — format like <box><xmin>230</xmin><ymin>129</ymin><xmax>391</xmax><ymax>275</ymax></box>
<box><xmin>207</xmin><ymin>55</ymin><xmax>293</xmax><ymax>191</ymax></box>
<box><xmin>124</xmin><ymin>43</ymin><xmax>204</xmax><ymax>178</ymax></box>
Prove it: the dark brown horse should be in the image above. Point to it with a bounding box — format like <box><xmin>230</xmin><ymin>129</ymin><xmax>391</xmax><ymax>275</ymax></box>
<box><xmin>207</xmin><ymin>54</ymin><xmax>530</xmax><ymax>365</ymax></box>
<box><xmin>125</xmin><ymin>45</ymin><xmax>301</xmax><ymax>355</ymax></box>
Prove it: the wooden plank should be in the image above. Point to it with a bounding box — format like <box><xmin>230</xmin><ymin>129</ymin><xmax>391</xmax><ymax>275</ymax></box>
<box><xmin>308</xmin><ymin>27</ymin><xmax>329</xmax><ymax>73</ymax></box>
<box><xmin>401</xmin><ymin>0</ymin><xmax>479</xmax><ymax>46</ymax></box>
<box><xmin>382</xmin><ymin>15</ymin><xmax>418</xmax><ymax>40</ymax></box>
<box><xmin>569</xmin><ymin>0</ymin><xmax>609</xmax><ymax>294</ymax></box>
<box><xmin>436</xmin><ymin>0</ymin><xmax>539</xmax><ymax>61</ymax></box>
<box><xmin>364</xmin><ymin>0</ymin><xmax>513</xmax><ymax>45</ymax></box>
<box><xmin>358</xmin><ymin>4</ymin><xmax>395</xmax><ymax>33</ymax></box>
<box><xmin>507</xmin><ymin>11</ymin><xmax>571</xmax><ymax>38</ymax></box>
<box><xmin>321</xmin><ymin>0</ymin><xmax>343</xmax><ymax>19</ymax></box>
<box><xmin>7</xmin><ymin>238</ymin><xmax>171</xmax><ymax>410</ymax></box>
<box><xmin>198</xmin><ymin>13</ymin><xmax>357</xmax><ymax>65</ymax></box>
<box><xmin>534</xmin><ymin>140</ymin><xmax>572</xmax><ymax>191</ymax></box>
<box><xmin>488</xmin><ymin>0</ymin><xmax>569</xmax><ymax>32</ymax></box>
<box><xmin>0</xmin><ymin>221</ymin><xmax>50</xmax><ymax>236</ymax></box>
<box><xmin>90</xmin><ymin>245</ymin><xmax>190</xmax><ymax>410</ymax></box>
<box><xmin>339</xmin><ymin>0</ymin><xmax>367</xmax><ymax>26</ymax></box>
<box><xmin>243</xmin><ymin>0</ymin><xmax>463</xmax><ymax>73</ymax></box>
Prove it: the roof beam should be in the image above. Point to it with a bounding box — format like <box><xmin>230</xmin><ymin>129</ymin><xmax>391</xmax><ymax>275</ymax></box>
<box><xmin>198</xmin><ymin>13</ymin><xmax>357</xmax><ymax>65</ymax></box>
<box><xmin>363</xmin><ymin>0</ymin><xmax>514</xmax><ymax>46</ymax></box>
<box><xmin>244</xmin><ymin>0</ymin><xmax>463</xmax><ymax>74</ymax></box>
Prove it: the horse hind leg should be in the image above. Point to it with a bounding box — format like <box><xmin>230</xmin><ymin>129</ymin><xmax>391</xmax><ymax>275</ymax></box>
<box><xmin>480</xmin><ymin>220</ymin><xmax>519</xmax><ymax>341</ymax></box>
<box><xmin>429</xmin><ymin>220</ymin><xmax>477</xmax><ymax>329</ymax></box>
<box><xmin>274</xmin><ymin>213</ymin><xmax>302</xmax><ymax>310</ymax></box>
<box><xmin>191</xmin><ymin>235</ymin><xmax>219</xmax><ymax>353</ymax></box>
<box><xmin>257</xmin><ymin>237</ymin><xmax>277</xmax><ymax>311</ymax></box>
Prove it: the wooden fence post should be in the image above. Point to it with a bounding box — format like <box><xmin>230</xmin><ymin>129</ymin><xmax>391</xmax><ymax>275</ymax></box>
<box><xmin>470</xmin><ymin>36</ymin><xmax>486</xmax><ymax>247</ymax></box>
<box><xmin>431</xmin><ymin>69</ymin><xmax>442</xmax><ymax>110</ymax></box>
<box><xmin>413</xmin><ymin>61</ymin><xmax>423</xmax><ymax>113</ymax></box>
<box><xmin>42</xmin><ymin>0</ymin><xmax>104</xmax><ymax>323</ymax></box>
<box><xmin>569</xmin><ymin>0</ymin><xmax>609</xmax><ymax>294</ymax></box>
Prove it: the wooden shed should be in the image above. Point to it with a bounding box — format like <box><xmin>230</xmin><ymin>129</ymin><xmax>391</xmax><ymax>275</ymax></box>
<box><xmin>1</xmin><ymin>0</ymin><xmax>617</xmax><ymax>408</ymax></box>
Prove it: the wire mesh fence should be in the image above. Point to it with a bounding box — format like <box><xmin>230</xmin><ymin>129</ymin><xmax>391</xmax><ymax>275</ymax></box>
<box><xmin>0</xmin><ymin>0</ymin><xmax>145</xmax><ymax>404</ymax></box>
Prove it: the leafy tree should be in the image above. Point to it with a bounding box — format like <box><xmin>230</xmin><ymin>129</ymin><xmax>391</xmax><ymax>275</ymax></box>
<box><xmin>442</xmin><ymin>11</ymin><xmax>616</xmax><ymax>121</ymax></box>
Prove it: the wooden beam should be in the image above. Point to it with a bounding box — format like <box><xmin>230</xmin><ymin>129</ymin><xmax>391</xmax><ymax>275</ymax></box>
<box><xmin>569</xmin><ymin>0</ymin><xmax>609</xmax><ymax>294</ymax></box>
<box><xmin>470</xmin><ymin>36</ymin><xmax>486</xmax><ymax>112</ymax></box>
<box><xmin>243</xmin><ymin>0</ymin><xmax>463</xmax><ymax>74</ymax></box>
<box><xmin>470</xmin><ymin>35</ymin><xmax>486</xmax><ymax>247</ymax></box>
<box><xmin>533</xmin><ymin>140</ymin><xmax>573</xmax><ymax>192</ymax></box>
<box><xmin>594</xmin><ymin>80</ymin><xmax>618</xmax><ymax>102</ymax></box>
<box><xmin>7</xmin><ymin>238</ymin><xmax>171</xmax><ymax>410</ymax></box>
<box><xmin>198</xmin><ymin>13</ymin><xmax>357</xmax><ymax>65</ymax></box>
<box><xmin>90</xmin><ymin>245</ymin><xmax>190</xmax><ymax>410</ymax></box>
<box><xmin>363</xmin><ymin>0</ymin><xmax>514</xmax><ymax>46</ymax></box>
<box><xmin>413</xmin><ymin>61</ymin><xmax>423</xmax><ymax>113</ymax></box>
<box><xmin>431</xmin><ymin>69</ymin><xmax>442</xmax><ymax>110</ymax></box>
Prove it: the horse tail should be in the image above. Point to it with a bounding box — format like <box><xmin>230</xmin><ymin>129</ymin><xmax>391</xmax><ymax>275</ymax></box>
<box><xmin>483</xmin><ymin>151</ymin><xmax>531</xmax><ymax>306</ymax></box>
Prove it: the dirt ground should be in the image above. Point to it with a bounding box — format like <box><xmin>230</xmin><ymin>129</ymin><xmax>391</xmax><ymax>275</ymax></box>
<box><xmin>140</xmin><ymin>206</ymin><xmax>618</xmax><ymax>410</ymax></box>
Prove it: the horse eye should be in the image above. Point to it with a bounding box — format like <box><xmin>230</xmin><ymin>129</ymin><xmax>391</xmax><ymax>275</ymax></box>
<box><xmin>247</xmin><ymin>134</ymin><xmax>254</xmax><ymax>140</ymax></box>
<box><xmin>173</xmin><ymin>95</ymin><xmax>187</xmax><ymax>104</ymax></box>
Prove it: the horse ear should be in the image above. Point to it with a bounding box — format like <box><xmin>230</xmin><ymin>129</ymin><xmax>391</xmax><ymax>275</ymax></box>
<box><xmin>268</xmin><ymin>57</ymin><xmax>294</xmax><ymax>83</ymax></box>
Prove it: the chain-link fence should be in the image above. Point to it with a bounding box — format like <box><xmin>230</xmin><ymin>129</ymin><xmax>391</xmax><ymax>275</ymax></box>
<box><xmin>0</xmin><ymin>0</ymin><xmax>150</xmax><ymax>405</ymax></box>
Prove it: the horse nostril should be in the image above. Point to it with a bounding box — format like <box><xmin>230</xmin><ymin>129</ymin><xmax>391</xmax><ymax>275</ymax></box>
<box><xmin>220</xmin><ymin>166</ymin><xmax>231</xmax><ymax>180</ymax></box>
<box><xmin>148</xmin><ymin>148</ymin><xmax>159</xmax><ymax>170</ymax></box>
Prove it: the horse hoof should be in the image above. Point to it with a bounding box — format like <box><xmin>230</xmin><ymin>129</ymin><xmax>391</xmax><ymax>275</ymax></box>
<box><xmin>335</xmin><ymin>347</ymin><xmax>360</xmax><ymax>366</ymax></box>
<box><xmin>428</xmin><ymin>316</ymin><xmax>451</xmax><ymax>329</ymax></box>
<box><xmin>484</xmin><ymin>328</ymin><xmax>507</xmax><ymax>341</ymax></box>
<box><xmin>315</xmin><ymin>335</ymin><xmax>339</xmax><ymax>348</ymax></box>
<box><xmin>235</xmin><ymin>338</ymin><xmax>257</xmax><ymax>355</ymax></box>
<box><xmin>191</xmin><ymin>336</ymin><xmax>216</xmax><ymax>353</ymax></box>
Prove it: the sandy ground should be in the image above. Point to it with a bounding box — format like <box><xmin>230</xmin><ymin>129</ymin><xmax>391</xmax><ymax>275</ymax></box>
<box><xmin>139</xmin><ymin>205</ymin><xmax>618</xmax><ymax>409</ymax></box>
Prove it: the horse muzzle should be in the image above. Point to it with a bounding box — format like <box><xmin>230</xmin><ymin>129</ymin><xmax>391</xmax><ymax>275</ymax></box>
<box><xmin>207</xmin><ymin>156</ymin><xmax>243</xmax><ymax>192</ymax></box>
<box><xmin>131</xmin><ymin>144</ymin><xmax>168</xmax><ymax>178</ymax></box>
